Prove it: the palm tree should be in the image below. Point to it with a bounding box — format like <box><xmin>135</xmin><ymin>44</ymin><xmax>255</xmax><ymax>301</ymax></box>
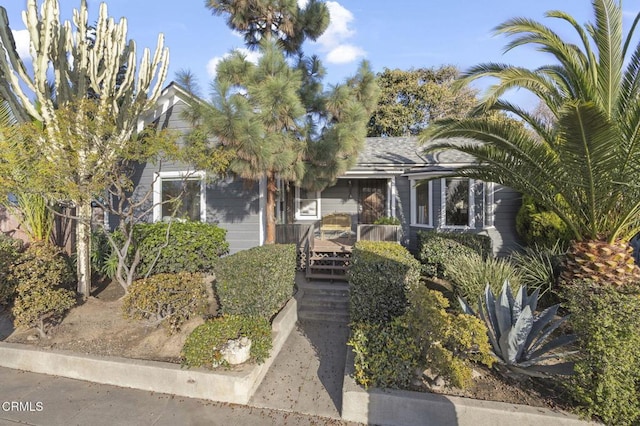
<box><xmin>422</xmin><ymin>0</ymin><xmax>640</xmax><ymax>287</ymax></box>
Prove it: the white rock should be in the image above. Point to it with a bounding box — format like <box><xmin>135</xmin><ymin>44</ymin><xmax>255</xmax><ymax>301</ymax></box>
<box><xmin>220</xmin><ymin>337</ymin><xmax>251</xmax><ymax>365</ymax></box>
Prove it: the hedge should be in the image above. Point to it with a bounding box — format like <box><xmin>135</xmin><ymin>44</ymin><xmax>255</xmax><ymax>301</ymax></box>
<box><xmin>122</xmin><ymin>221</ymin><xmax>229</xmax><ymax>277</ymax></box>
<box><xmin>417</xmin><ymin>230</ymin><xmax>492</xmax><ymax>278</ymax></box>
<box><xmin>348</xmin><ymin>241</ymin><xmax>421</xmax><ymax>324</ymax></box>
<box><xmin>215</xmin><ymin>244</ymin><xmax>296</xmax><ymax>319</ymax></box>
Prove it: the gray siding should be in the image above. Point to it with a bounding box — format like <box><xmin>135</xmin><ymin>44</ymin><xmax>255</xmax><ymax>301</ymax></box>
<box><xmin>206</xmin><ymin>179</ymin><xmax>261</xmax><ymax>254</ymax></box>
<box><xmin>125</xmin><ymin>100</ymin><xmax>263</xmax><ymax>255</ymax></box>
<box><xmin>319</xmin><ymin>179</ymin><xmax>360</xmax><ymax>230</ymax></box>
<box><xmin>488</xmin><ymin>185</ymin><xmax>522</xmax><ymax>256</ymax></box>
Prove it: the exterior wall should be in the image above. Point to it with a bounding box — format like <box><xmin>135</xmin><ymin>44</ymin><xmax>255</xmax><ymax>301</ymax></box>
<box><xmin>486</xmin><ymin>185</ymin><xmax>523</xmax><ymax>256</ymax></box>
<box><xmin>127</xmin><ymin>100</ymin><xmax>263</xmax><ymax>255</ymax></box>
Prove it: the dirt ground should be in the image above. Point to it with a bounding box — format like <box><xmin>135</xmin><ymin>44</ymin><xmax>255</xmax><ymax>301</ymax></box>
<box><xmin>0</xmin><ymin>278</ymin><xmax>572</xmax><ymax>412</ymax></box>
<box><xmin>1</xmin><ymin>278</ymin><xmax>204</xmax><ymax>363</ymax></box>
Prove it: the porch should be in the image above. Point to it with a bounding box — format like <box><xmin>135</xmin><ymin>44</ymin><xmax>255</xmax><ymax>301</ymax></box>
<box><xmin>276</xmin><ymin>223</ymin><xmax>401</xmax><ymax>280</ymax></box>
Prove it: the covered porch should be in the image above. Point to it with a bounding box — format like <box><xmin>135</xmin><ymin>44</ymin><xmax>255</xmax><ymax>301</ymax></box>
<box><xmin>276</xmin><ymin>223</ymin><xmax>401</xmax><ymax>280</ymax></box>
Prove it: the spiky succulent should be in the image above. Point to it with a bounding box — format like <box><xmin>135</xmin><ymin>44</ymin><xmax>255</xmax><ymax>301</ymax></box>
<box><xmin>459</xmin><ymin>281</ymin><xmax>576</xmax><ymax>376</ymax></box>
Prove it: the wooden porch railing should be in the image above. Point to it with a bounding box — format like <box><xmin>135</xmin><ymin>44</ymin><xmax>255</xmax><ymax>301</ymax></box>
<box><xmin>276</xmin><ymin>224</ymin><xmax>314</xmax><ymax>270</ymax></box>
<box><xmin>356</xmin><ymin>224</ymin><xmax>402</xmax><ymax>242</ymax></box>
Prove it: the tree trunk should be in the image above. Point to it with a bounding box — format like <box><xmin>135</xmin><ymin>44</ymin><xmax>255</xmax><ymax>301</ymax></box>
<box><xmin>266</xmin><ymin>174</ymin><xmax>277</xmax><ymax>244</ymax></box>
<box><xmin>76</xmin><ymin>200</ymin><xmax>92</xmax><ymax>298</ymax></box>
<box><xmin>285</xmin><ymin>181</ymin><xmax>295</xmax><ymax>224</ymax></box>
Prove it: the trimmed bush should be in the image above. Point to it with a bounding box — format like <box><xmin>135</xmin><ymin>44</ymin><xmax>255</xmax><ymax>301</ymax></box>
<box><xmin>348</xmin><ymin>318</ymin><xmax>420</xmax><ymax>390</ymax></box>
<box><xmin>564</xmin><ymin>283</ymin><xmax>640</xmax><ymax>425</ymax></box>
<box><xmin>182</xmin><ymin>314</ymin><xmax>272</xmax><ymax>368</ymax></box>
<box><xmin>122</xmin><ymin>272</ymin><xmax>207</xmax><ymax>333</ymax></box>
<box><xmin>348</xmin><ymin>241</ymin><xmax>421</xmax><ymax>324</ymax></box>
<box><xmin>516</xmin><ymin>195</ymin><xmax>572</xmax><ymax>248</ymax></box>
<box><xmin>0</xmin><ymin>234</ymin><xmax>23</xmax><ymax>306</ymax></box>
<box><xmin>405</xmin><ymin>286</ymin><xmax>494</xmax><ymax>388</ymax></box>
<box><xmin>112</xmin><ymin>221</ymin><xmax>229</xmax><ymax>278</ymax></box>
<box><xmin>444</xmin><ymin>252</ymin><xmax>521</xmax><ymax>305</ymax></box>
<box><xmin>215</xmin><ymin>244</ymin><xmax>296</xmax><ymax>319</ymax></box>
<box><xmin>10</xmin><ymin>242</ymin><xmax>76</xmax><ymax>337</ymax></box>
<box><xmin>417</xmin><ymin>231</ymin><xmax>492</xmax><ymax>278</ymax></box>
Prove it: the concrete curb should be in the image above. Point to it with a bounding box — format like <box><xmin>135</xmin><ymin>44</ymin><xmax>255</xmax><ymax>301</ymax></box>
<box><xmin>342</xmin><ymin>349</ymin><xmax>595</xmax><ymax>426</ymax></box>
<box><xmin>0</xmin><ymin>298</ymin><xmax>298</xmax><ymax>405</ymax></box>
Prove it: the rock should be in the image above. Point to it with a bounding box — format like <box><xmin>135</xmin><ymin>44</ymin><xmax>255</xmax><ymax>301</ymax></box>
<box><xmin>220</xmin><ymin>337</ymin><xmax>251</xmax><ymax>365</ymax></box>
<box><xmin>26</xmin><ymin>334</ymin><xmax>39</xmax><ymax>342</ymax></box>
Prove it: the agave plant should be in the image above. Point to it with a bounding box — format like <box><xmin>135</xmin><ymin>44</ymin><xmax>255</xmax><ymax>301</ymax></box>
<box><xmin>459</xmin><ymin>281</ymin><xmax>576</xmax><ymax>376</ymax></box>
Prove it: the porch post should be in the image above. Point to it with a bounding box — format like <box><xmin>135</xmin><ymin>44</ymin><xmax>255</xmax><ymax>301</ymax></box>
<box><xmin>390</xmin><ymin>176</ymin><xmax>397</xmax><ymax>218</ymax></box>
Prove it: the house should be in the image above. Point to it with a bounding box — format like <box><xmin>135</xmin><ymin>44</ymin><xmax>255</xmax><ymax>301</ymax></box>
<box><xmin>132</xmin><ymin>83</ymin><xmax>521</xmax><ymax>256</ymax></box>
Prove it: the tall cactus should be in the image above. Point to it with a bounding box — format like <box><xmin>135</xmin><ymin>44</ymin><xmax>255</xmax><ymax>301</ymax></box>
<box><xmin>0</xmin><ymin>0</ymin><xmax>169</xmax><ymax>297</ymax></box>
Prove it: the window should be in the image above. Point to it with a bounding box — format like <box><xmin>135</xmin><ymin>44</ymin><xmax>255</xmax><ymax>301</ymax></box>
<box><xmin>295</xmin><ymin>187</ymin><xmax>321</xmax><ymax>220</ymax></box>
<box><xmin>153</xmin><ymin>171</ymin><xmax>206</xmax><ymax>222</ymax></box>
<box><xmin>410</xmin><ymin>180</ymin><xmax>432</xmax><ymax>227</ymax></box>
<box><xmin>442</xmin><ymin>178</ymin><xmax>473</xmax><ymax>228</ymax></box>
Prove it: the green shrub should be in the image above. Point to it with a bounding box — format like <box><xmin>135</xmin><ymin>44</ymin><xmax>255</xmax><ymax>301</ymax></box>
<box><xmin>444</xmin><ymin>252</ymin><xmax>521</xmax><ymax>305</ymax></box>
<box><xmin>373</xmin><ymin>216</ymin><xmax>401</xmax><ymax>225</ymax></box>
<box><xmin>564</xmin><ymin>283</ymin><xmax>640</xmax><ymax>425</ymax></box>
<box><xmin>510</xmin><ymin>242</ymin><xmax>566</xmax><ymax>307</ymax></box>
<box><xmin>348</xmin><ymin>241</ymin><xmax>421</xmax><ymax>324</ymax></box>
<box><xmin>516</xmin><ymin>195</ymin><xmax>572</xmax><ymax>249</ymax></box>
<box><xmin>111</xmin><ymin>222</ymin><xmax>229</xmax><ymax>278</ymax></box>
<box><xmin>348</xmin><ymin>318</ymin><xmax>420</xmax><ymax>390</ymax></box>
<box><xmin>137</xmin><ymin>222</ymin><xmax>229</xmax><ymax>275</ymax></box>
<box><xmin>10</xmin><ymin>242</ymin><xmax>76</xmax><ymax>337</ymax></box>
<box><xmin>182</xmin><ymin>314</ymin><xmax>272</xmax><ymax>368</ymax></box>
<box><xmin>0</xmin><ymin>234</ymin><xmax>23</xmax><ymax>306</ymax></box>
<box><xmin>405</xmin><ymin>286</ymin><xmax>494</xmax><ymax>388</ymax></box>
<box><xmin>215</xmin><ymin>244</ymin><xmax>296</xmax><ymax>319</ymax></box>
<box><xmin>417</xmin><ymin>231</ymin><xmax>491</xmax><ymax>278</ymax></box>
<box><xmin>91</xmin><ymin>230</ymin><xmax>114</xmax><ymax>277</ymax></box>
<box><xmin>122</xmin><ymin>272</ymin><xmax>207</xmax><ymax>333</ymax></box>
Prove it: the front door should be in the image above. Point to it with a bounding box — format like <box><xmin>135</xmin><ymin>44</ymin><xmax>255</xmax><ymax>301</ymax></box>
<box><xmin>359</xmin><ymin>179</ymin><xmax>387</xmax><ymax>224</ymax></box>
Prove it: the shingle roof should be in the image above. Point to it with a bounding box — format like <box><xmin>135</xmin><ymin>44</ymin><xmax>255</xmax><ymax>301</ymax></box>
<box><xmin>357</xmin><ymin>136</ymin><xmax>475</xmax><ymax>167</ymax></box>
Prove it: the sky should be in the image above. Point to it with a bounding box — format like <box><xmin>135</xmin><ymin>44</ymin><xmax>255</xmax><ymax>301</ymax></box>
<box><xmin>2</xmin><ymin>1</ymin><xmax>640</xmax><ymax>109</ymax></box>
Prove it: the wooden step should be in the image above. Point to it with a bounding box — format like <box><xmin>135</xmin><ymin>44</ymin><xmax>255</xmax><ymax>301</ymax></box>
<box><xmin>309</xmin><ymin>256</ymin><xmax>351</xmax><ymax>262</ymax></box>
<box><xmin>305</xmin><ymin>273</ymin><xmax>348</xmax><ymax>281</ymax></box>
<box><xmin>308</xmin><ymin>264</ymin><xmax>348</xmax><ymax>271</ymax></box>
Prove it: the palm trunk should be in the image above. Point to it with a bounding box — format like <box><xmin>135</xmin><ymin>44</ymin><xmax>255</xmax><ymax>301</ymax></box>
<box><xmin>266</xmin><ymin>174</ymin><xmax>277</xmax><ymax>244</ymax></box>
<box><xmin>76</xmin><ymin>200</ymin><xmax>92</xmax><ymax>298</ymax></box>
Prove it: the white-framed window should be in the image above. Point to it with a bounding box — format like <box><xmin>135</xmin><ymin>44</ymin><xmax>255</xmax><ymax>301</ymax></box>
<box><xmin>153</xmin><ymin>171</ymin><xmax>206</xmax><ymax>222</ymax></box>
<box><xmin>295</xmin><ymin>187</ymin><xmax>321</xmax><ymax>220</ymax></box>
<box><xmin>410</xmin><ymin>179</ymin><xmax>433</xmax><ymax>227</ymax></box>
<box><xmin>441</xmin><ymin>177</ymin><xmax>474</xmax><ymax>228</ymax></box>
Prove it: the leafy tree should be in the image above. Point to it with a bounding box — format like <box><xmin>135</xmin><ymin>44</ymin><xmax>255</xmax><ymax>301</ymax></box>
<box><xmin>423</xmin><ymin>0</ymin><xmax>640</xmax><ymax>287</ymax></box>
<box><xmin>0</xmin><ymin>0</ymin><xmax>169</xmax><ymax>297</ymax></box>
<box><xmin>367</xmin><ymin>66</ymin><xmax>477</xmax><ymax>137</ymax></box>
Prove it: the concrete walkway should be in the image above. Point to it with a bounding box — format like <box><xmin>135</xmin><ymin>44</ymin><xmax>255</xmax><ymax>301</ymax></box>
<box><xmin>249</xmin><ymin>319</ymin><xmax>350</xmax><ymax>419</ymax></box>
